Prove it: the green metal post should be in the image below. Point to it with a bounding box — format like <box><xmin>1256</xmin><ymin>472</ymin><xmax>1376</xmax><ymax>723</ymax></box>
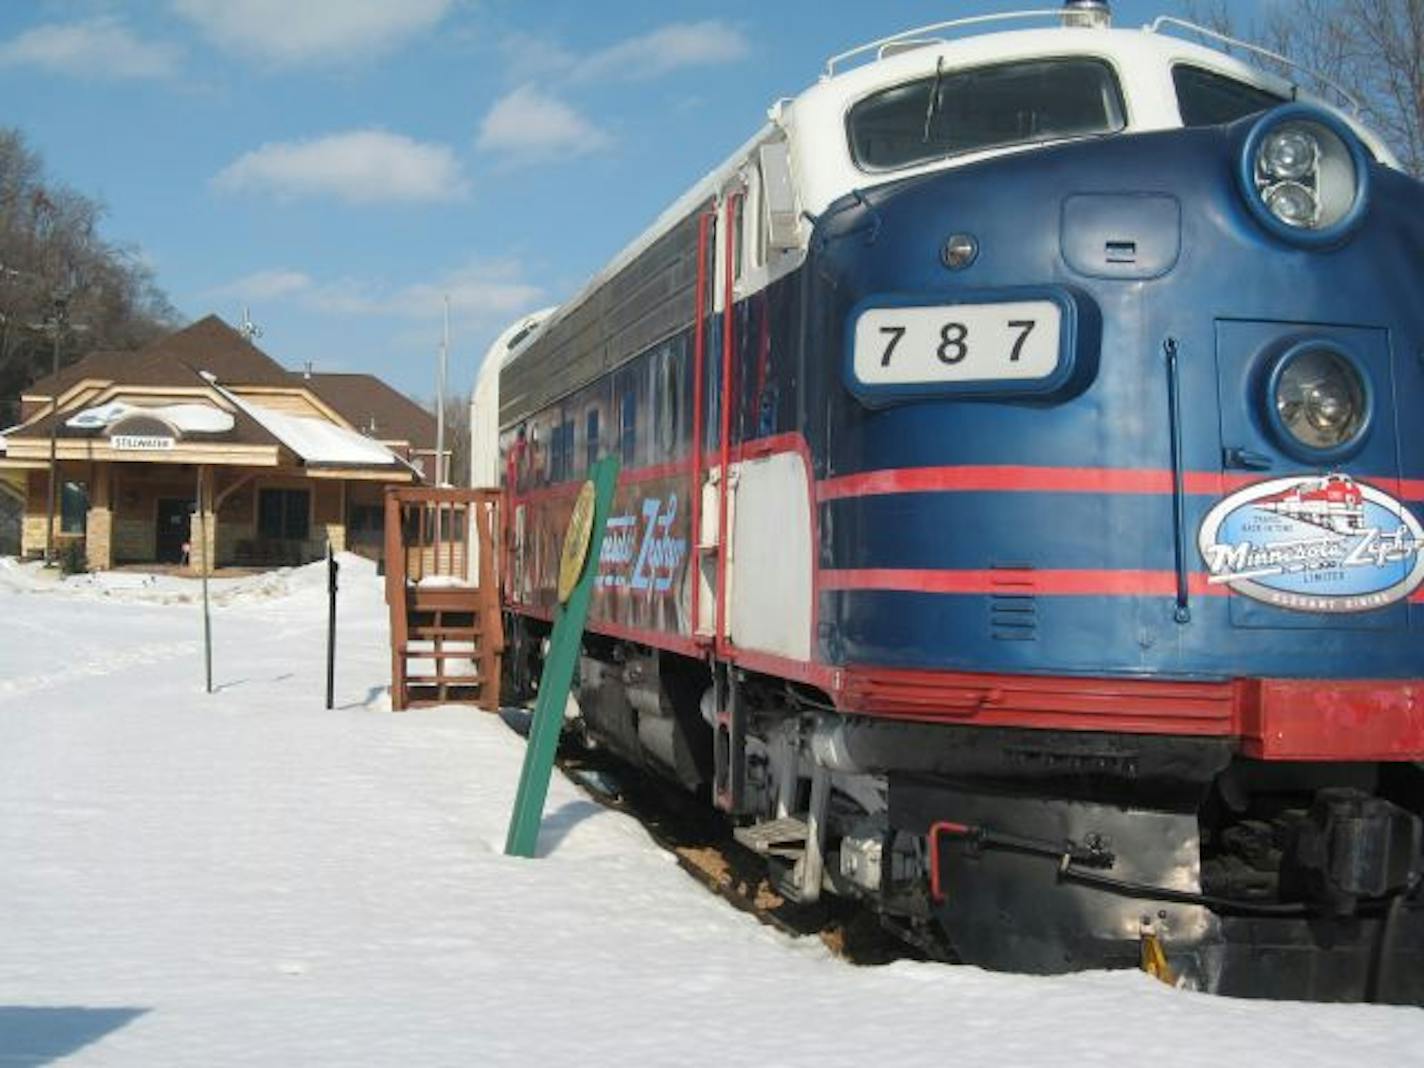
<box><xmin>504</xmin><ymin>455</ymin><xmax>620</xmax><ymax>857</ymax></box>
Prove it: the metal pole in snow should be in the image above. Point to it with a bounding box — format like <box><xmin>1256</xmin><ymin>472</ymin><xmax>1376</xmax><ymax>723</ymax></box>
<box><xmin>43</xmin><ymin>298</ymin><xmax>66</xmax><ymax>566</ymax></box>
<box><xmin>436</xmin><ymin>295</ymin><xmax>449</xmax><ymax>487</ymax></box>
<box><xmin>325</xmin><ymin>539</ymin><xmax>338</xmax><ymax>710</ymax></box>
<box><xmin>197</xmin><ymin>465</ymin><xmax>212</xmax><ymax>694</ymax></box>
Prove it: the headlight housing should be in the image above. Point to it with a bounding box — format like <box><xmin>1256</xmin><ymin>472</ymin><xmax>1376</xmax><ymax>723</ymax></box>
<box><xmin>1239</xmin><ymin>105</ymin><xmax>1371</xmax><ymax>247</ymax></box>
<box><xmin>1266</xmin><ymin>341</ymin><xmax>1372</xmax><ymax>460</ymax></box>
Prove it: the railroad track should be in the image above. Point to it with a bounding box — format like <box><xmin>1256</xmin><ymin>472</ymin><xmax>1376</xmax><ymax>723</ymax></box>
<box><xmin>552</xmin><ymin>739</ymin><xmax>916</xmax><ymax>965</ymax></box>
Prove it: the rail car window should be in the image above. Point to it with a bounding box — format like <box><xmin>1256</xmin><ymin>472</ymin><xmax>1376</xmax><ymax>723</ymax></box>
<box><xmin>618</xmin><ymin>376</ymin><xmax>637</xmax><ymax>466</ymax></box>
<box><xmin>585</xmin><ymin>408</ymin><xmax>600</xmax><ymax>472</ymax></box>
<box><xmin>733</xmin><ymin>194</ymin><xmax>745</xmax><ymax>282</ymax></box>
<box><xmin>848</xmin><ymin>57</ymin><xmax>1126</xmax><ymax>171</ymax></box>
<box><xmin>654</xmin><ymin>339</ymin><xmax>684</xmax><ymax>458</ymax></box>
<box><xmin>556</xmin><ymin>417</ymin><xmax>575</xmax><ymax>482</ymax></box>
<box><xmin>1173</xmin><ymin>65</ymin><xmax>1285</xmax><ymax>126</ymax></box>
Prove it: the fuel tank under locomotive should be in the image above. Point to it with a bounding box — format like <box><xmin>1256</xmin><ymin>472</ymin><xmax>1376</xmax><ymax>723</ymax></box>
<box><xmin>573</xmin><ymin>639</ymin><xmax>713</xmax><ymax>792</ymax></box>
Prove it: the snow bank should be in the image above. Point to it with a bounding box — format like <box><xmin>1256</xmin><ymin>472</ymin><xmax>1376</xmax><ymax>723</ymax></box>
<box><xmin>0</xmin><ymin>566</ymin><xmax>1420</xmax><ymax>1066</ymax></box>
<box><xmin>0</xmin><ymin>553</ymin><xmax>374</xmax><ymax>607</ymax></box>
<box><xmin>65</xmin><ymin>400</ymin><xmax>235</xmax><ymax>435</ymax></box>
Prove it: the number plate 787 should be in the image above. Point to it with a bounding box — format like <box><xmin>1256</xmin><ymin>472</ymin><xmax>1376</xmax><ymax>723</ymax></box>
<box><xmin>852</xmin><ymin>300</ymin><xmax>1062</xmax><ymax>389</ymax></box>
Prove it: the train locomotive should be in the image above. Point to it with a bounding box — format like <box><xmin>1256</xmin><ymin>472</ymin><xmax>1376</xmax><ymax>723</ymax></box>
<box><xmin>474</xmin><ymin>2</ymin><xmax>1424</xmax><ymax>1003</ymax></box>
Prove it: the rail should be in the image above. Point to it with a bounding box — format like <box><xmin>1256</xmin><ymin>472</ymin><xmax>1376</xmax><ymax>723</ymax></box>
<box><xmin>1147</xmin><ymin>17</ymin><xmax>1362</xmax><ymax>114</ymax></box>
<box><xmin>823</xmin><ymin>10</ymin><xmax>1072</xmax><ymax>78</ymax></box>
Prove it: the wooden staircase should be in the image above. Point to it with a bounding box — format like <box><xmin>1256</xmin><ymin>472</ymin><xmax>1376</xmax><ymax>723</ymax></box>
<box><xmin>384</xmin><ymin>487</ymin><xmax>502</xmax><ymax>711</ymax></box>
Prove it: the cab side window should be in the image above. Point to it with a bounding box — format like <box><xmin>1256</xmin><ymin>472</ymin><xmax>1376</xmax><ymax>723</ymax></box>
<box><xmin>1173</xmin><ymin>65</ymin><xmax>1285</xmax><ymax>127</ymax></box>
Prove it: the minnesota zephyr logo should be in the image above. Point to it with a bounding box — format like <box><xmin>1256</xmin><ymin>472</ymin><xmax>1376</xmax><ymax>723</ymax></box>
<box><xmin>597</xmin><ymin>494</ymin><xmax>687</xmax><ymax>593</ymax></box>
<box><xmin>1198</xmin><ymin>474</ymin><xmax>1424</xmax><ymax>613</ymax></box>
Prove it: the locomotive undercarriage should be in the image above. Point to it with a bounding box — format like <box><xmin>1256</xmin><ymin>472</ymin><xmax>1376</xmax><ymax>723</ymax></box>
<box><xmin>507</xmin><ymin>619</ymin><xmax>1424</xmax><ymax>1004</ymax></box>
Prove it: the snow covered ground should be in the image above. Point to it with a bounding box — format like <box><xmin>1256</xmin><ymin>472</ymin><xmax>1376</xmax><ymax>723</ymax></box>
<box><xmin>1</xmin><ymin>556</ymin><xmax>1420</xmax><ymax>1066</ymax></box>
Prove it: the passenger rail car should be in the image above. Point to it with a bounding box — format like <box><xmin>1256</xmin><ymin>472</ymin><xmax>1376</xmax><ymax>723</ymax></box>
<box><xmin>475</xmin><ymin>2</ymin><xmax>1424</xmax><ymax>1003</ymax></box>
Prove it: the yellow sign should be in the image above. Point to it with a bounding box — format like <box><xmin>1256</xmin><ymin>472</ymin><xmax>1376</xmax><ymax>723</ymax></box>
<box><xmin>558</xmin><ymin>480</ymin><xmax>598</xmax><ymax>603</ymax></box>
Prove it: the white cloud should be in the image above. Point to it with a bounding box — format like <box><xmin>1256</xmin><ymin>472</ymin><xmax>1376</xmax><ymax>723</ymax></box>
<box><xmin>311</xmin><ymin>261</ymin><xmax>544</xmax><ymax>322</ymax></box>
<box><xmin>213</xmin><ymin>130</ymin><xmax>469</xmax><ymax>204</ymax></box>
<box><xmin>502</xmin><ymin>21</ymin><xmax>749</xmax><ymax>86</ymax></box>
<box><xmin>389</xmin><ymin>261</ymin><xmax>545</xmax><ymax>322</ymax></box>
<box><xmin>207</xmin><ymin>260</ymin><xmax>543</xmax><ymax>326</ymax></box>
<box><xmin>171</xmin><ymin>0</ymin><xmax>452</xmax><ymax>65</ymax></box>
<box><xmin>570</xmin><ymin>21</ymin><xmax>749</xmax><ymax>83</ymax></box>
<box><xmin>476</xmin><ymin>85</ymin><xmax>612</xmax><ymax>163</ymax></box>
<box><xmin>206</xmin><ymin>269</ymin><xmax>315</xmax><ymax>302</ymax></box>
<box><xmin>0</xmin><ymin>17</ymin><xmax>181</xmax><ymax>79</ymax></box>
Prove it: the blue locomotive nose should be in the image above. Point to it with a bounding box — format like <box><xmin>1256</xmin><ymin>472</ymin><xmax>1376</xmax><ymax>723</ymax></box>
<box><xmin>808</xmin><ymin>115</ymin><xmax>1424</xmax><ymax>682</ymax></box>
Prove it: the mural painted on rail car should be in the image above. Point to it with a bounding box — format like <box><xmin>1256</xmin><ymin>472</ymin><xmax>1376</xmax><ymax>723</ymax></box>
<box><xmin>507</xmin><ymin>476</ymin><xmax>693</xmax><ymax>635</ymax></box>
<box><xmin>500</xmin><ymin>285</ymin><xmax>796</xmax><ymax>642</ymax></box>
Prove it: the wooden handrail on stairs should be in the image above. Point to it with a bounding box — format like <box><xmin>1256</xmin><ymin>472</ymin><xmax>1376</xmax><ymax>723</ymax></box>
<box><xmin>384</xmin><ymin>486</ymin><xmax>503</xmax><ymax>711</ymax></box>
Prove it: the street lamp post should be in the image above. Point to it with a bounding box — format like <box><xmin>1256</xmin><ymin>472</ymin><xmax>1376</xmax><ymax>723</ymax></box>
<box><xmin>43</xmin><ymin>296</ymin><xmax>67</xmax><ymax>567</ymax></box>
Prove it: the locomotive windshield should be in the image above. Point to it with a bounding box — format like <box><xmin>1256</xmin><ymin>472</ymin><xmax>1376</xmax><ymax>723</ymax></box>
<box><xmin>847</xmin><ymin>57</ymin><xmax>1126</xmax><ymax>171</ymax></box>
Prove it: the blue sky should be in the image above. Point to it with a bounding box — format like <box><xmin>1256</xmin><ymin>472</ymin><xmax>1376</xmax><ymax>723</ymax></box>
<box><xmin>0</xmin><ymin>0</ymin><xmax>1253</xmax><ymax>402</ymax></box>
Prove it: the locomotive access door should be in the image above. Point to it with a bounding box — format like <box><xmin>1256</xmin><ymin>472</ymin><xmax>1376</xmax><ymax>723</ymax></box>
<box><xmin>693</xmin><ymin>195</ymin><xmax>732</xmax><ymax>642</ymax></box>
<box><xmin>1209</xmin><ymin>320</ymin><xmax>1411</xmax><ymax>629</ymax></box>
<box><xmin>693</xmin><ymin>180</ymin><xmax>815</xmax><ymax>660</ymax></box>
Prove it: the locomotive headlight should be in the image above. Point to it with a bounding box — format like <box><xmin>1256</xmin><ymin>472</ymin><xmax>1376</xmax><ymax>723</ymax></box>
<box><xmin>1264</xmin><ymin>181</ymin><xmax>1317</xmax><ymax>227</ymax></box>
<box><xmin>1270</xmin><ymin>343</ymin><xmax>1370</xmax><ymax>456</ymax></box>
<box><xmin>1240</xmin><ymin>106</ymin><xmax>1370</xmax><ymax>246</ymax></box>
<box><xmin>1261</xmin><ymin>126</ymin><xmax>1318</xmax><ymax>180</ymax></box>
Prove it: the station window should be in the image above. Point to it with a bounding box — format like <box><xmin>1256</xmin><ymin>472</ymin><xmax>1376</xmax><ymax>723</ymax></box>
<box><xmin>347</xmin><ymin>503</ymin><xmax>383</xmax><ymax>536</ymax></box>
<box><xmin>258</xmin><ymin>488</ymin><xmax>310</xmax><ymax>541</ymax></box>
<box><xmin>60</xmin><ymin>480</ymin><xmax>88</xmax><ymax>534</ymax></box>
<box><xmin>1173</xmin><ymin>65</ymin><xmax>1286</xmax><ymax>127</ymax></box>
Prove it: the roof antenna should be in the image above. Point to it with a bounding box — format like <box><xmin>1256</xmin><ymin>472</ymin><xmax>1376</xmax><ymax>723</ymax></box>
<box><xmin>238</xmin><ymin>306</ymin><xmax>263</xmax><ymax>343</ymax></box>
<box><xmin>303</xmin><ymin>360</ymin><xmax>313</xmax><ymax>380</ymax></box>
<box><xmin>1061</xmin><ymin>0</ymin><xmax>1111</xmax><ymax>29</ymax></box>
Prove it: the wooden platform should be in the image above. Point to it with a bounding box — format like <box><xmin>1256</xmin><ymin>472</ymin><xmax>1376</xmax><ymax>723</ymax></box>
<box><xmin>383</xmin><ymin>488</ymin><xmax>502</xmax><ymax>711</ymax></box>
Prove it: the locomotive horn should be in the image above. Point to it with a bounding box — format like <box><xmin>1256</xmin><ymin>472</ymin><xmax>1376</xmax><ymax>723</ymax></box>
<box><xmin>1061</xmin><ymin>0</ymin><xmax>1112</xmax><ymax>29</ymax></box>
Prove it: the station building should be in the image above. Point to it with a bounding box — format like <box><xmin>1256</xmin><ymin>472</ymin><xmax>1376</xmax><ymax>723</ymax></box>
<box><xmin>0</xmin><ymin>315</ymin><xmax>440</xmax><ymax>571</ymax></box>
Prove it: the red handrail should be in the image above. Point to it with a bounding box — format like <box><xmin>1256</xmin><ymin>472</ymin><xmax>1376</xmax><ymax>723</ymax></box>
<box><xmin>689</xmin><ymin>204</ymin><xmax>714</xmax><ymax>643</ymax></box>
<box><xmin>714</xmin><ymin>191</ymin><xmax>742</xmax><ymax>656</ymax></box>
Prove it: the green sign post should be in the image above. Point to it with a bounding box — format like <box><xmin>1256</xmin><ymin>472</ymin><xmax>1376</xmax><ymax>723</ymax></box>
<box><xmin>504</xmin><ymin>455</ymin><xmax>620</xmax><ymax>858</ymax></box>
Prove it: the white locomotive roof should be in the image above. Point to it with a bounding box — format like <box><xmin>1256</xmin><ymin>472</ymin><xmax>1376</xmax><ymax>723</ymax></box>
<box><xmin>499</xmin><ymin>17</ymin><xmax>1398</xmax><ymax>376</ymax></box>
<box><xmin>785</xmin><ymin>25</ymin><xmax>1396</xmax><ymax>215</ymax></box>
<box><xmin>471</xmin><ymin>305</ymin><xmax>557</xmax><ymax>486</ymax></box>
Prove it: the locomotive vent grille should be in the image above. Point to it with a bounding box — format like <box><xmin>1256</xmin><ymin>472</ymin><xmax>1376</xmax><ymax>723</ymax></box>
<box><xmin>989</xmin><ymin>563</ymin><xmax>1038</xmax><ymax>642</ymax></box>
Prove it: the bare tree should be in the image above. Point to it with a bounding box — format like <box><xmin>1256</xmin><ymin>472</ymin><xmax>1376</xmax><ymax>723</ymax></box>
<box><xmin>428</xmin><ymin>389</ymin><xmax>471</xmax><ymax>487</ymax></box>
<box><xmin>0</xmin><ymin>128</ymin><xmax>176</xmax><ymax>424</ymax></box>
<box><xmin>1186</xmin><ymin>1</ymin><xmax>1424</xmax><ymax>176</ymax></box>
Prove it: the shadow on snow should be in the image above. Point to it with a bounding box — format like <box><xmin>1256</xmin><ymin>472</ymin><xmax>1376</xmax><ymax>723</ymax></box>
<box><xmin>0</xmin><ymin>1006</ymin><xmax>148</xmax><ymax>1066</ymax></box>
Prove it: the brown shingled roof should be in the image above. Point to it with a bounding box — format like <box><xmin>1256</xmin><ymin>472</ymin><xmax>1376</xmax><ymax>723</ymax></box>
<box><xmin>17</xmin><ymin>317</ymin><xmax>435</xmax><ymax>456</ymax></box>
<box><xmin>301</xmin><ymin>373</ymin><xmax>436</xmax><ymax>450</ymax></box>
<box><xmin>22</xmin><ymin>350</ymin><xmax>136</xmax><ymax>400</ymax></box>
<box><xmin>26</xmin><ymin>314</ymin><xmax>291</xmax><ymax>397</ymax></box>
